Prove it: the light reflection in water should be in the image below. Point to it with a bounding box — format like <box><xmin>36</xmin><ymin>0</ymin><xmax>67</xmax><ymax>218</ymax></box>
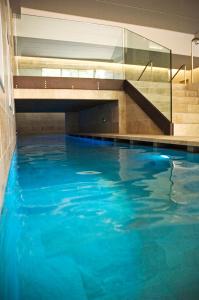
<box><xmin>0</xmin><ymin>135</ymin><xmax>199</xmax><ymax>300</ymax></box>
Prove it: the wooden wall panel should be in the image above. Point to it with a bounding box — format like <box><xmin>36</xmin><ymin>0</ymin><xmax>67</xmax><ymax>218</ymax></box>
<box><xmin>14</xmin><ymin>76</ymin><xmax>124</xmax><ymax>90</ymax></box>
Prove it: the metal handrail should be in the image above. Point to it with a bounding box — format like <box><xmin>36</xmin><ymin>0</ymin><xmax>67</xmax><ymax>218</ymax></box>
<box><xmin>137</xmin><ymin>60</ymin><xmax>153</xmax><ymax>81</ymax></box>
<box><xmin>171</xmin><ymin>64</ymin><xmax>187</xmax><ymax>85</ymax></box>
<box><xmin>191</xmin><ymin>38</ymin><xmax>199</xmax><ymax>83</ymax></box>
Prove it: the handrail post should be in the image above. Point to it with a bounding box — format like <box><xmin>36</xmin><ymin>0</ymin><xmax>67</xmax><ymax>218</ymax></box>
<box><xmin>171</xmin><ymin>64</ymin><xmax>187</xmax><ymax>85</ymax></box>
<box><xmin>191</xmin><ymin>41</ymin><xmax>194</xmax><ymax>84</ymax></box>
<box><xmin>191</xmin><ymin>37</ymin><xmax>199</xmax><ymax>84</ymax></box>
<box><xmin>137</xmin><ymin>60</ymin><xmax>152</xmax><ymax>81</ymax></box>
<box><xmin>184</xmin><ymin>65</ymin><xmax>187</xmax><ymax>86</ymax></box>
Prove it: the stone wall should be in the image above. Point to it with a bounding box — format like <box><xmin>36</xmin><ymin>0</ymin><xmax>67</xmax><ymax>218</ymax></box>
<box><xmin>65</xmin><ymin>112</ymin><xmax>79</xmax><ymax>134</ymax></box>
<box><xmin>124</xmin><ymin>95</ymin><xmax>163</xmax><ymax>134</ymax></box>
<box><xmin>0</xmin><ymin>0</ymin><xmax>16</xmax><ymax>208</ymax></box>
<box><xmin>79</xmin><ymin>102</ymin><xmax>119</xmax><ymax>133</ymax></box>
<box><xmin>16</xmin><ymin>113</ymin><xmax>66</xmax><ymax>135</ymax></box>
<box><xmin>15</xmin><ymin>93</ymin><xmax>162</xmax><ymax>136</ymax></box>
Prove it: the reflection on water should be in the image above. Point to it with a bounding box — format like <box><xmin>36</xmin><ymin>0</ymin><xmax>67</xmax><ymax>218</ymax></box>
<box><xmin>0</xmin><ymin>135</ymin><xmax>199</xmax><ymax>300</ymax></box>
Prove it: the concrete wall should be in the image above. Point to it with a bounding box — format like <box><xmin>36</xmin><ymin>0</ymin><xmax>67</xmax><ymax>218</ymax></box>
<box><xmin>79</xmin><ymin>102</ymin><xmax>118</xmax><ymax>133</ymax></box>
<box><xmin>16</xmin><ymin>113</ymin><xmax>66</xmax><ymax>135</ymax></box>
<box><xmin>0</xmin><ymin>0</ymin><xmax>16</xmax><ymax>208</ymax></box>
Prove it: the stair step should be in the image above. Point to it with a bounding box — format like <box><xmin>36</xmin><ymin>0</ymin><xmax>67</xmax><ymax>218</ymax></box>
<box><xmin>135</xmin><ymin>87</ymin><xmax>170</xmax><ymax>95</ymax></box>
<box><xmin>186</xmin><ymin>83</ymin><xmax>199</xmax><ymax>91</ymax></box>
<box><xmin>127</xmin><ymin>80</ymin><xmax>199</xmax><ymax>136</ymax></box>
<box><xmin>173</xmin><ymin>90</ymin><xmax>198</xmax><ymax>97</ymax></box>
<box><xmin>151</xmin><ymin>102</ymin><xmax>170</xmax><ymax>108</ymax></box>
<box><xmin>162</xmin><ymin>112</ymin><xmax>170</xmax><ymax>119</ymax></box>
<box><xmin>172</xmin><ymin>84</ymin><xmax>187</xmax><ymax>90</ymax></box>
<box><xmin>173</xmin><ymin>104</ymin><xmax>188</xmax><ymax>113</ymax></box>
<box><xmin>147</xmin><ymin>96</ymin><xmax>170</xmax><ymax>104</ymax></box>
<box><xmin>129</xmin><ymin>80</ymin><xmax>169</xmax><ymax>88</ymax></box>
<box><xmin>173</xmin><ymin>97</ymin><xmax>199</xmax><ymax>105</ymax></box>
<box><xmin>173</xmin><ymin>103</ymin><xmax>199</xmax><ymax>113</ymax></box>
<box><xmin>187</xmin><ymin>105</ymin><xmax>199</xmax><ymax>113</ymax></box>
<box><xmin>173</xmin><ymin>113</ymin><xmax>199</xmax><ymax>124</ymax></box>
<box><xmin>174</xmin><ymin>124</ymin><xmax>199</xmax><ymax>136</ymax></box>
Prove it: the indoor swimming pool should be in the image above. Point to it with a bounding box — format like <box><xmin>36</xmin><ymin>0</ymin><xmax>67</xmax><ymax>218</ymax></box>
<box><xmin>1</xmin><ymin>135</ymin><xmax>199</xmax><ymax>300</ymax></box>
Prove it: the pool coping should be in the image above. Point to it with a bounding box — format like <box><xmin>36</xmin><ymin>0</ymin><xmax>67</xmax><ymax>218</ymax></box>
<box><xmin>69</xmin><ymin>133</ymin><xmax>199</xmax><ymax>153</ymax></box>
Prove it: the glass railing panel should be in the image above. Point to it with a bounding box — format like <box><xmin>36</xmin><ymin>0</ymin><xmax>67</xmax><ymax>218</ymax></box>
<box><xmin>14</xmin><ymin>14</ymin><xmax>125</xmax><ymax>80</ymax></box>
<box><xmin>124</xmin><ymin>29</ymin><xmax>172</xmax><ymax>120</ymax></box>
<box><xmin>15</xmin><ymin>56</ymin><xmax>125</xmax><ymax>80</ymax></box>
<box><xmin>14</xmin><ymin>13</ymin><xmax>172</xmax><ymax>121</ymax></box>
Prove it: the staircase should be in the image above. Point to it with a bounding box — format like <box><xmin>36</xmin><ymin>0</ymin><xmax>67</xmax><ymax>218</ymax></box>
<box><xmin>129</xmin><ymin>80</ymin><xmax>199</xmax><ymax>136</ymax></box>
<box><xmin>173</xmin><ymin>84</ymin><xmax>199</xmax><ymax>136</ymax></box>
<box><xmin>129</xmin><ymin>81</ymin><xmax>171</xmax><ymax>120</ymax></box>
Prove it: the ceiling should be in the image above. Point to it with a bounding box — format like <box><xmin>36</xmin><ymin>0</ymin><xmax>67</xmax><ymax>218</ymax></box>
<box><xmin>15</xmin><ymin>99</ymin><xmax>115</xmax><ymax>112</ymax></box>
<box><xmin>20</xmin><ymin>0</ymin><xmax>199</xmax><ymax>34</ymax></box>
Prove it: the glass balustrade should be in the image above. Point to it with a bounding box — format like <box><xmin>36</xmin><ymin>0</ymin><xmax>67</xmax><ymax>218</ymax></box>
<box><xmin>14</xmin><ymin>14</ymin><xmax>125</xmax><ymax>80</ymax></box>
<box><xmin>124</xmin><ymin>29</ymin><xmax>172</xmax><ymax>120</ymax></box>
<box><xmin>14</xmin><ymin>14</ymin><xmax>172</xmax><ymax>120</ymax></box>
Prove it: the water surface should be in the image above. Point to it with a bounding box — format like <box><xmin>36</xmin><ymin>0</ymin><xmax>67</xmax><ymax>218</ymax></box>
<box><xmin>1</xmin><ymin>135</ymin><xmax>199</xmax><ymax>300</ymax></box>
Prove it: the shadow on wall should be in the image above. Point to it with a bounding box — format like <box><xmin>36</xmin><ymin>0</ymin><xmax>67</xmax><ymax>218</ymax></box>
<box><xmin>78</xmin><ymin>102</ymin><xmax>119</xmax><ymax>134</ymax></box>
<box><xmin>16</xmin><ymin>102</ymin><xmax>119</xmax><ymax>136</ymax></box>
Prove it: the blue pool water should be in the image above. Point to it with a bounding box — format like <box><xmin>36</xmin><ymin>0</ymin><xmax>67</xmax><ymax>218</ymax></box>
<box><xmin>1</xmin><ymin>135</ymin><xmax>199</xmax><ymax>300</ymax></box>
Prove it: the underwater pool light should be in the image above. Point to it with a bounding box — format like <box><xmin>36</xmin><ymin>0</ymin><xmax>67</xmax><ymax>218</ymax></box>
<box><xmin>160</xmin><ymin>155</ymin><xmax>169</xmax><ymax>159</ymax></box>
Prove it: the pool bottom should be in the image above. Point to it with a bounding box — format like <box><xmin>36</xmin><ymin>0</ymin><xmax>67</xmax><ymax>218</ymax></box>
<box><xmin>1</xmin><ymin>134</ymin><xmax>199</xmax><ymax>300</ymax></box>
